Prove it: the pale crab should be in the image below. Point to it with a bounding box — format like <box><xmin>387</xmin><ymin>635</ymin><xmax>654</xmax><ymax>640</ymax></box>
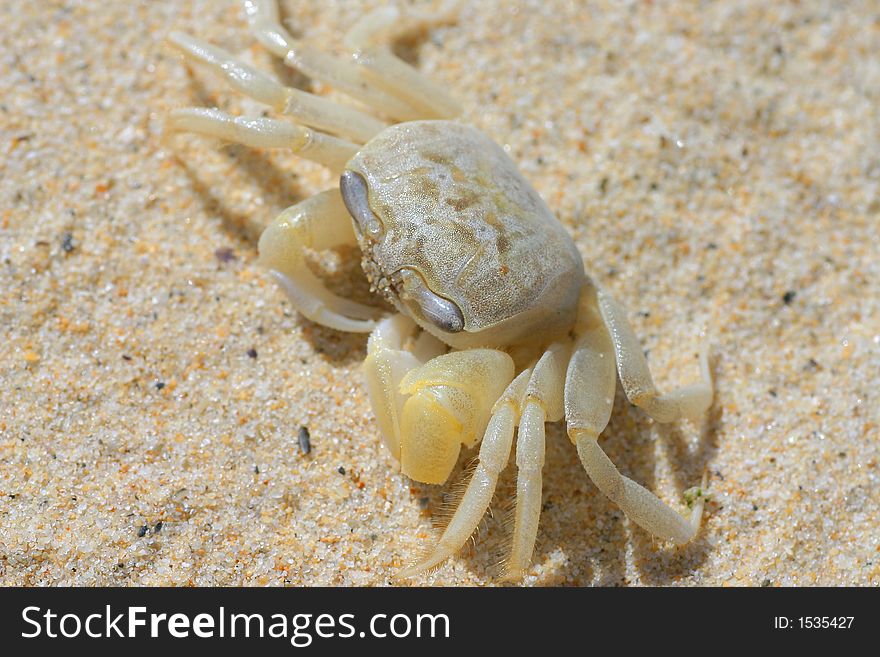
<box><xmin>167</xmin><ymin>0</ymin><xmax>713</xmax><ymax>580</ymax></box>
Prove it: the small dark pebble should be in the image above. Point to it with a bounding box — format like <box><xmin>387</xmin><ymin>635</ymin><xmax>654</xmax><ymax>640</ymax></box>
<box><xmin>122</xmin><ymin>354</ymin><xmax>132</xmax><ymax>361</ymax></box>
<box><xmin>154</xmin><ymin>521</ymin><xmax>163</xmax><ymax>533</ymax></box>
<box><xmin>761</xmin><ymin>579</ymin><xmax>772</xmax><ymax>587</ymax></box>
<box><xmin>247</xmin><ymin>348</ymin><xmax>258</xmax><ymax>359</ymax></box>
<box><xmin>61</xmin><ymin>232</ymin><xmax>75</xmax><ymax>253</ymax></box>
<box><xmin>137</xmin><ymin>525</ymin><xmax>148</xmax><ymax>537</ymax></box>
<box><xmin>419</xmin><ymin>496</ymin><xmax>430</xmax><ymax>509</ymax></box>
<box><xmin>337</xmin><ymin>466</ymin><xmax>346</xmax><ymax>475</ymax></box>
<box><xmin>298</xmin><ymin>426</ymin><xmax>311</xmax><ymax>455</ymax></box>
<box><xmin>8</xmin><ymin>494</ymin><xmax>16</xmax><ymax>499</ymax></box>
<box><xmin>214</xmin><ymin>247</ymin><xmax>237</xmax><ymax>263</ymax></box>
<box><xmin>768</xmin><ymin>389</ymin><xmax>777</xmax><ymax>397</ymax></box>
<box><xmin>804</xmin><ymin>358</ymin><xmax>820</xmax><ymax>371</ymax></box>
<box><xmin>254</xmin><ymin>465</ymin><xmax>260</xmax><ymax>474</ymax></box>
<box><xmin>155</xmin><ymin>381</ymin><xmax>165</xmax><ymax>390</ymax></box>
<box><xmin>706</xmin><ymin>242</ymin><xmax>718</xmax><ymax>249</ymax></box>
<box><xmin>782</xmin><ymin>290</ymin><xmax>797</xmax><ymax>305</ymax></box>
<box><xmin>752</xmin><ymin>503</ymin><xmax>759</xmax><ymax>511</ymax></box>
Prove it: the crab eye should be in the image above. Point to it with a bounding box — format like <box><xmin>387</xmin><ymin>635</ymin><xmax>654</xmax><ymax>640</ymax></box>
<box><xmin>340</xmin><ymin>170</ymin><xmax>384</xmax><ymax>240</ymax></box>
<box><xmin>394</xmin><ymin>268</ymin><xmax>465</xmax><ymax>333</ymax></box>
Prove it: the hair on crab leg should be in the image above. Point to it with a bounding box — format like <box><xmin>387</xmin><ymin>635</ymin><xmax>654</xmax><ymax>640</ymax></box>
<box><xmin>399</xmin><ymin>369</ymin><xmax>532</xmax><ymax>578</ymax></box>
<box><xmin>243</xmin><ymin>0</ymin><xmax>426</xmax><ymax>122</ymax></box>
<box><xmin>343</xmin><ymin>5</ymin><xmax>462</xmax><ymax>119</ymax></box>
<box><xmin>400</xmin><ymin>406</ymin><xmax>517</xmax><ymax>577</ymax></box>
<box><xmin>167</xmin><ymin>108</ymin><xmax>359</xmax><ymax>172</ymax></box>
<box><xmin>167</xmin><ymin>31</ymin><xmax>387</xmax><ymax>143</ymax></box>
<box><xmin>258</xmin><ymin>189</ymin><xmax>381</xmax><ymax>332</ymax></box>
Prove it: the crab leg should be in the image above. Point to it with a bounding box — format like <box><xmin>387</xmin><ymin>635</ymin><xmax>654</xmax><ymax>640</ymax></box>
<box><xmin>244</xmin><ymin>0</ymin><xmax>424</xmax><ymax>122</ymax></box>
<box><xmin>504</xmin><ymin>342</ymin><xmax>569</xmax><ymax>581</ymax></box>
<box><xmin>363</xmin><ymin>315</ymin><xmax>446</xmax><ymax>460</ymax></box>
<box><xmin>398</xmin><ymin>369</ymin><xmax>531</xmax><ymax>577</ymax></box>
<box><xmin>257</xmin><ymin>189</ymin><xmax>381</xmax><ymax>332</ymax></box>
<box><xmin>167</xmin><ymin>108</ymin><xmax>358</xmax><ymax>171</ymax></box>
<box><xmin>596</xmin><ymin>288</ymin><xmax>713</xmax><ymax>423</ymax></box>
<box><xmin>343</xmin><ymin>4</ymin><xmax>462</xmax><ymax>119</ymax></box>
<box><xmin>167</xmin><ymin>31</ymin><xmax>387</xmax><ymax>143</ymax></box>
<box><xmin>566</xmin><ymin>292</ymin><xmax>706</xmax><ymax>544</ymax></box>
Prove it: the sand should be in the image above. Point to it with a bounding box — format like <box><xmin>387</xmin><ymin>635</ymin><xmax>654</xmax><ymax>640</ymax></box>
<box><xmin>1</xmin><ymin>0</ymin><xmax>878</xmax><ymax>586</ymax></box>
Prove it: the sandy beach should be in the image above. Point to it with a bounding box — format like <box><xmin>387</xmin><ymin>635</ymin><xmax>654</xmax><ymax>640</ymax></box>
<box><xmin>1</xmin><ymin>0</ymin><xmax>878</xmax><ymax>586</ymax></box>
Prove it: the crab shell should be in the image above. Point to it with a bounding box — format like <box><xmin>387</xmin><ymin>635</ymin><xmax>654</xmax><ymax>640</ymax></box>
<box><xmin>340</xmin><ymin>120</ymin><xmax>585</xmax><ymax>350</ymax></box>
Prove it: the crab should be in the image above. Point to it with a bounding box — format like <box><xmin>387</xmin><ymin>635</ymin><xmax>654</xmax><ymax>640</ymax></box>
<box><xmin>167</xmin><ymin>0</ymin><xmax>713</xmax><ymax>580</ymax></box>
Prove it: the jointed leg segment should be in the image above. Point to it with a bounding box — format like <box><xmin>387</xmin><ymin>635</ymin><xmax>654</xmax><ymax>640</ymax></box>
<box><xmin>244</xmin><ymin>0</ymin><xmax>461</xmax><ymax>121</ymax></box>
<box><xmin>505</xmin><ymin>342</ymin><xmax>569</xmax><ymax>580</ymax></box>
<box><xmin>566</xmin><ymin>287</ymin><xmax>710</xmax><ymax>545</ymax></box>
<box><xmin>401</xmin><ymin>342</ymin><xmax>571</xmax><ymax>580</ymax></box>
<box><xmin>257</xmin><ymin>189</ymin><xmax>381</xmax><ymax>332</ymax></box>
<box><xmin>166</xmin><ymin>107</ymin><xmax>359</xmax><ymax>171</ymax></box>
<box><xmin>167</xmin><ymin>31</ymin><xmax>387</xmax><ymax>143</ymax></box>
<box><xmin>243</xmin><ymin>0</ymin><xmax>418</xmax><ymax>120</ymax></box>
<box><xmin>597</xmin><ymin>288</ymin><xmax>713</xmax><ymax>423</ymax></box>
<box><xmin>343</xmin><ymin>5</ymin><xmax>462</xmax><ymax>119</ymax></box>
